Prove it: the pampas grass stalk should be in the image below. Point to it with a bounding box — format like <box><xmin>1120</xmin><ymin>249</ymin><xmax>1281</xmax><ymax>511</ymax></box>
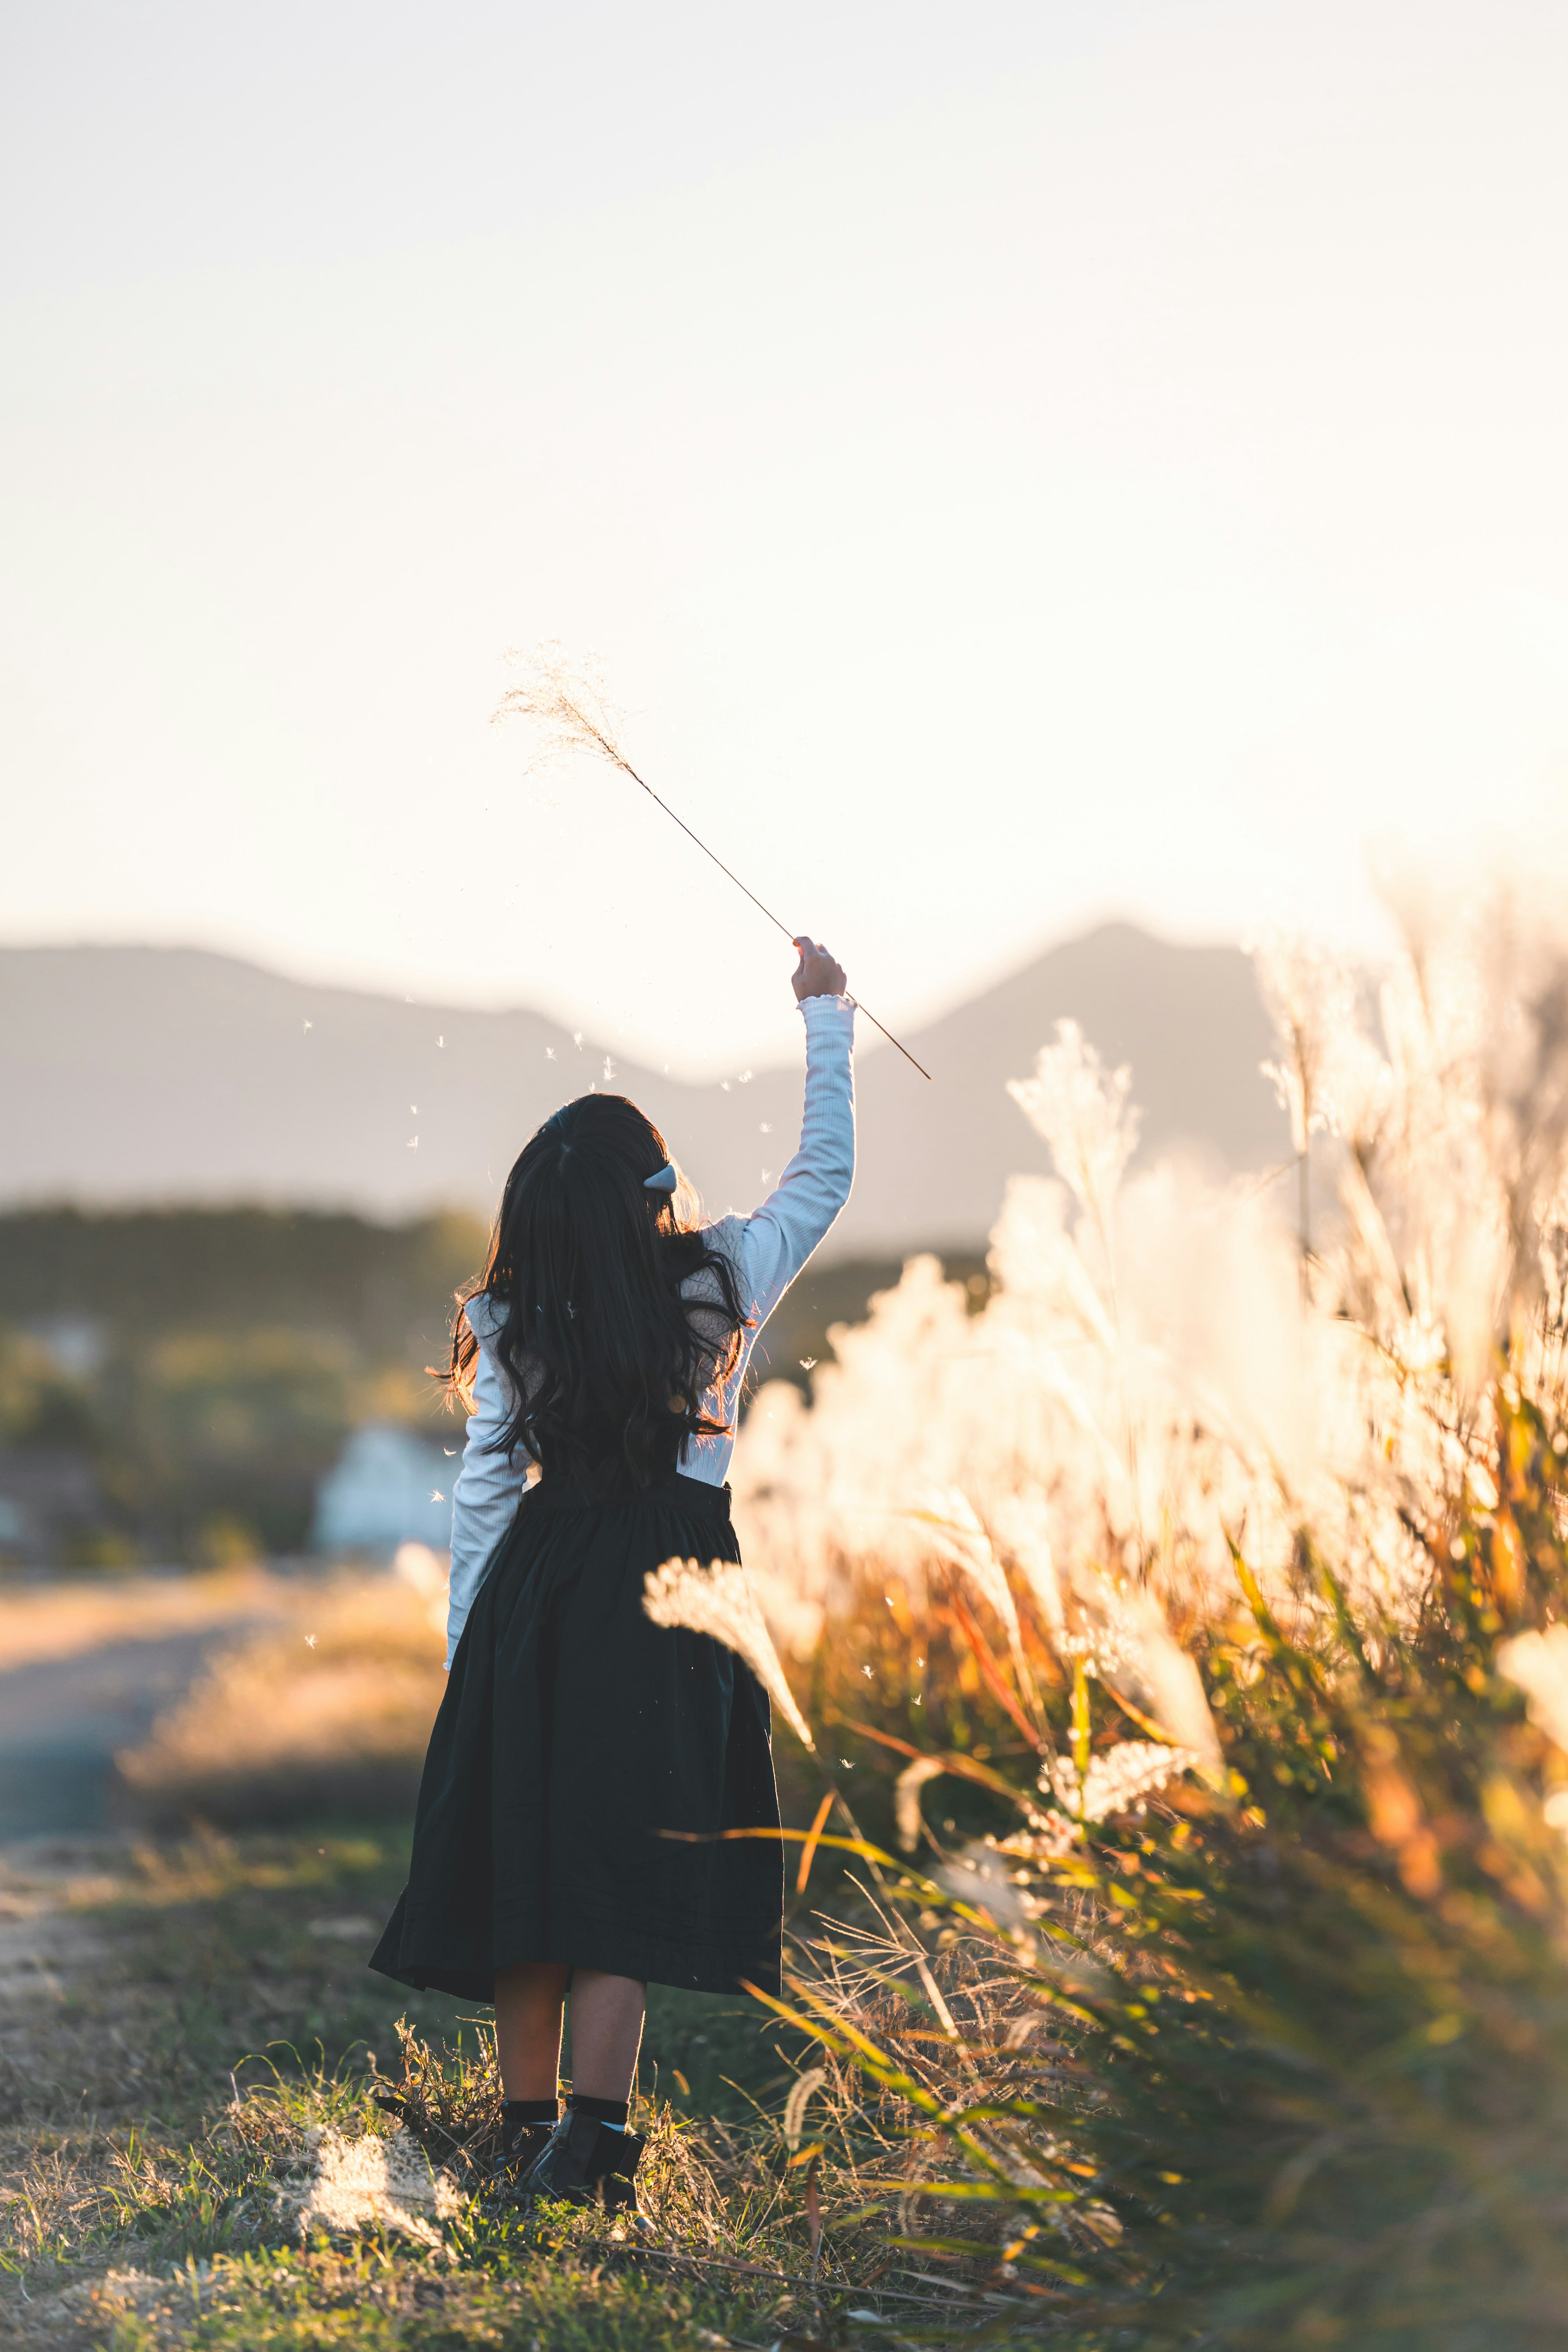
<box><xmin>494</xmin><ymin>642</ymin><xmax>931</xmax><ymax>1079</ymax></box>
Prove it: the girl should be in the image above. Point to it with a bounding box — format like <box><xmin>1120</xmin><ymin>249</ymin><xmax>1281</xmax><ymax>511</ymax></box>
<box><xmin>371</xmin><ymin>939</ymin><xmax>855</xmax><ymax>2212</ymax></box>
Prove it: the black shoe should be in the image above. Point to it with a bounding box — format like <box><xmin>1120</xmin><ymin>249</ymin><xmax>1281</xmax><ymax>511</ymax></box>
<box><xmin>484</xmin><ymin>2112</ymin><xmax>557</xmax><ymax>2203</ymax></box>
<box><xmin>520</xmin><ymin>2108</ymin><xmax>646</xmax><ymax>2214</ymax></box>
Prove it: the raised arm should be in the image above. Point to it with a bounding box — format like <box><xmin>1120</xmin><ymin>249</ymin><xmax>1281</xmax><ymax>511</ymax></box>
<box><xmin>445</xmin><ymin>1324</ymin><xmax>529</xmax><ymax>1667</ymax></box>
<box><xmin>734</xmin><ymin>939</ymin><xmax>856</xmax><ymax>1330</ymax></box>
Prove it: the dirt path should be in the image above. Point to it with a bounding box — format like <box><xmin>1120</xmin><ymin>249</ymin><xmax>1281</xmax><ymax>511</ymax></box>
<box><xmin>0</xmin><ymin>1835</ymin><xmax>118</xmax><ymax>2017</ymax></box>
<box><xmin>0</xmin><ymin>1631</ymin><xmax>270</xmax><ymax>1839</ymax></box>
<box><xmin>0</xmin><ymin>1577</ymin><xmax>295</xmax><ymax>1840</ymax></box>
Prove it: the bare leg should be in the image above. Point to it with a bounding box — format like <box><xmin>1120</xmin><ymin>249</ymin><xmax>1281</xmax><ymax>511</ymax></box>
<box><xmin>567</xmin><ymin>1969</ymin><xmax>647</xmax><ymax>2101</ymax></box>
<box><xmin>493</xmin><ymin>1960</ymin><xmax>570</xmax><ymax>2101</ymax></box>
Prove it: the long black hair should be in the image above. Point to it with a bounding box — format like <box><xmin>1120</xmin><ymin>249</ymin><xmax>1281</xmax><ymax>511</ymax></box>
<box><xmin>447</xmin><ymin>1093</ymin><xmax>749</xmax><ymax>1494</ymax></box>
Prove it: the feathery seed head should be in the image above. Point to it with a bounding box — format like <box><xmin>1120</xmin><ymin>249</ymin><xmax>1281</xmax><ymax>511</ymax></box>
<box><xmin>643</xmin><ymin>1555</ymin><xmax>814</xmax><ymax>1750</ymax></box>
<box><xmin>493</xmin><ymin>641</ymin><xmax>629</xmax><ymax>776</ymax></box>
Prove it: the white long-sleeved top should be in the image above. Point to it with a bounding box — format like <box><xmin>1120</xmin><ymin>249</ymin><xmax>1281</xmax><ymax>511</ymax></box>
<box><xmin>443</xmin><ymin>993</ymin><xmax>855</xmax><ymax>1665</ymax></box>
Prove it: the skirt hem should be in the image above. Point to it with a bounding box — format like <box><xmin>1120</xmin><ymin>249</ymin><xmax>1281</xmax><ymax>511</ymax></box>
<box><xmin>370</xmin><ymin>1942</ymin><xmax>782</xmax><ymax>2003</ymax></box>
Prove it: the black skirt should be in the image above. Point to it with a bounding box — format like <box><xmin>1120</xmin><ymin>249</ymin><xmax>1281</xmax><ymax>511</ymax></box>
<box><xmin>369</xmin><ymin>1472</ymin><xmax>784</xmax><ymax>2002</ymax></box>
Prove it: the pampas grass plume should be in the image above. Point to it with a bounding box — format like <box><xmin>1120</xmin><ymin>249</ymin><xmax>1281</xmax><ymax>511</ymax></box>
<box><xmin>643</xmin><ymin>1555</ymin><xmax>815</xmax><ymax>1750</ymax></box>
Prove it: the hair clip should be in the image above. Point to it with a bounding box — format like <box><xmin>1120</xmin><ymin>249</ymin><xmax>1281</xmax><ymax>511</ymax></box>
<box><xmin>643</xmin><ymin>1162</ymin><xmax>678</xmax><ymax>1192</ymax></box>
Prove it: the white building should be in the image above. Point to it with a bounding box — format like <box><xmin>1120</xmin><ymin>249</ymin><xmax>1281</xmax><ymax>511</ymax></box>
<box><xmin>309</xmin><ymin>1423</ymin><xmax>454</xmax><ymax>1558</ymax></box>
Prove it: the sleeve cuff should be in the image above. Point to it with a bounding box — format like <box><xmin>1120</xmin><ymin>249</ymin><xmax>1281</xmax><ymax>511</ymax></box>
<box><xmin>798</xmin><ymin>993</ymin><xmax>856</xmax><ymax>1031</ymax></box>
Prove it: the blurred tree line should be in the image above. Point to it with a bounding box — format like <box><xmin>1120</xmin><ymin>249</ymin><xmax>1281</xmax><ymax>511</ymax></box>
<box><xmin>0</xmin><ymin>1208</ymin><xmax>487</xmax><ymax>1567</ymax></box>
<box><xmin>0</xmin><ymin>1207</ymin><xmax>985</xmax><ymax>1570</ymax></box>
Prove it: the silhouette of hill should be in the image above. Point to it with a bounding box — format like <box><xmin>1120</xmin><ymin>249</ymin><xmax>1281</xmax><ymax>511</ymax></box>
<box><xmin>1</xmin><ymin>925</ymin><xmax>1287</xmax><ymax>1252</ymax></box>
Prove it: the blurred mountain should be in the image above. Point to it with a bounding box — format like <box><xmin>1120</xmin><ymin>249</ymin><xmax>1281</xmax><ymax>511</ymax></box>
<box><xmin>1</xmin><ymin>925</ymin><xmax>1287</xmax><ymax>1252</ymax></box>
<box><xmin>847</xmin><ymin>921</ymin><xmax>1288</xmax><ymax>1247</ymax></box>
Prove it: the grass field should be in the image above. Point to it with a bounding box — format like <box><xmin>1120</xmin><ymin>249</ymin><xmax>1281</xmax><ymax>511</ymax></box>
<box><xmin>0</xmin><ymin>1821</ymin><xmax>864</xmax><ymax>2349</ymax></box>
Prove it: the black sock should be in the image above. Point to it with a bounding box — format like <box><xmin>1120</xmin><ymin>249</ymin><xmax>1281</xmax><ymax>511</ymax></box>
<box><xmin>568</xmin><ymin>2091</ymin><xmax>628</xmax><ymax>2129</ymax></box>
<box><xmin>502</xmin><ymin>2097</ymin><xmax>559</xmax><ymax>2129</ymax></box>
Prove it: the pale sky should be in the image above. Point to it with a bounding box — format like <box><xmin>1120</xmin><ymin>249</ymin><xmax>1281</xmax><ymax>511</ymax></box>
<box><xmin>5</xmin><ymin>0</ymin><xmax>1568</xmax><ymax>1074</ymax></box>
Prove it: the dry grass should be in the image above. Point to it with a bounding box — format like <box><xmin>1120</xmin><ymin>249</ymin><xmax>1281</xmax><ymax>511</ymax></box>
<box><xmin>683</xmin><ymin>886</ymin><xmax>1568</xmax><ymax>2347</ymax></box>
<box><xmin>115</xmin><ymin>1579</ymin><xmax>447</xmax><ymax>1829</ymax></box>
<box><xmin>0</xmin><ymin>1572</ymin><xmax>294</xmax><ymax>1674</ymax></box>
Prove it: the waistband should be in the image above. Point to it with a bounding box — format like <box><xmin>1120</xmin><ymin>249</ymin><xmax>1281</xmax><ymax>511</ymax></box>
<box><xmin>524</xmin><ymin>1470</ymin><xmax>733</xmax><ymax>1519</ymax></box>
